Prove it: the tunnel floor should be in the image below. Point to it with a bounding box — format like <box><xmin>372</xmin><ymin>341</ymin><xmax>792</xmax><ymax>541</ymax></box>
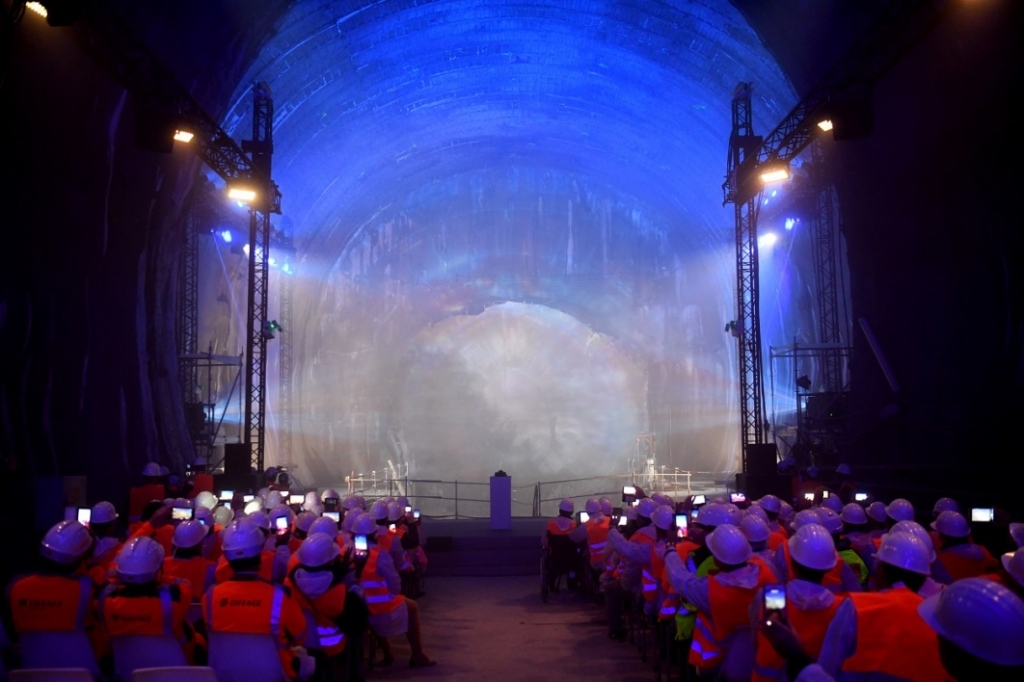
<box><xmin>366</xmin><ymin>575</ymin><xmax>655</xmax><ymax>680</ymax></box>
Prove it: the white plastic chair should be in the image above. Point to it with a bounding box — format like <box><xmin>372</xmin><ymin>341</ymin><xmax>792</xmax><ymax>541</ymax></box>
<box><xmin>8</xmin><ymin>669</ymin><xmax>95</xmax><ymax>681</ymax></box>
<box><xmin>131</xmin><ymin>666</ymin><xmax>219</xmax><ymax>682</ymax></box>
<box><xmin>17</xmin><ymin>631</ymin><xmax>102</xmax><ymax>678</ymax></box>
<box><xmin>207</xmin><ymin>633</ymin><xmax>287</xmax><ymax>682</ymax></box>
<box><xmin>110</xmin><ymin>635</ymin><xmax>188</xmax><ymax>681</ymax></box>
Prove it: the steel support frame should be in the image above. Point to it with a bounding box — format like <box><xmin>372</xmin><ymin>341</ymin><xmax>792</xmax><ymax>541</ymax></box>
<box><xmin>810</xmin><ymin>142</ymin><xmax>845</xmax><ymax>394</ymax></box>
<box><xmin>177</xmin><ymin>206</ymin><xmax>199</xmax><ymax>407</ymax></box>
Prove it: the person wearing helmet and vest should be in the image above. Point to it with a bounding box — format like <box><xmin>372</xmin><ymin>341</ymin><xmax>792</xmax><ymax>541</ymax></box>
<box><xmin>990</xmin><ymin>548</ymin><xmax>1024</xmax><ymax>599</ymax></box>
<box><xmin>932</xmin><ymin>510</ymin><xmax>999</xmax><ymax>582</ymax></box>
<box><xmin>286</xmin><ymin>533</ymin><xmax>360</xmax><ymax>675</ymax></box>
<box><xmin>542</xmin><ymin>497</ymin><xmax>578</xmax><ymax>548</ymax></box>
<box><xmin>752</xmin><ymin>525</ymin><xmax>847</xmax><ymax>682</ymax></box>
<box><xmin>819</xmin><ymin>507</ymin><xmax>868</xmax><ymax>587</ymax></box>
<box><xmin>774</xmin><ymin>511</ymin><xmax>861</xmax><ymax>594</ymax></box>
<box><xmin>918</xmin><ymin>577</ymin><xmax>1024</xmax><ymax>680</ymax></box>
<box><xmin>98</xmin><ymin>536</ymin><xmax>204</xmax><ymax>665</ymax></box>
<box><xmin>369</xmin><ymin>500</ymin><xmax>410</xmax><ymax>575</ymax></box>
<box><xmin>569</xmin><ymin>498</ymin><xmax>612</xmax><ymax>575</ymax></box>
<box><xmin>352</xmin><ymin>512</ymin><xmax>436</xmax><ymax>669</ymax></box>
<box><xmin>163</xmin><ymin>519</ymin><xmax>216</xmax><ymax>601</ymax></box>
<box><xmin>85</xmin><ymin>500</ymin><xmax>124</xmax><ymax>589</ymax></box>
<box><xmin>214</xmin><ymin>511</ymin><xmax>289</xmax><ymax>584</ymax></box>
<box><xmin>601</xmin><ymin>497</ymin><xmax>655</xmax><ymax>640</ymax></box>
<box><xmin>817</xmin><ymin>532</ymin><xmax>951</xmax><ymax>681</ymax></box>
<box><xmin>741</xmin><ymin>513</ymin><xmax>781</xmax><ymax>580</ymax></box>
<box><xmin>129</xmin><ymin>462</ymin><xmax>167</xmax><ymax>522</ymax></box>
<box><xmin>290</xmin><ymin>511</ymin><xmax>317</xmax><ymax>553</ymax></box>
<box><xmin>758</xmin><ymin>495</ymin><xmax>789</xmax><ymax>551</ymax></box>
<box><xmin>203</xmin><ymin>517</ymin><xmax>315</xmax><ymax>680</ymax></box>
<box><xmin>663</xmin><ymin>523</ymin><xmax>775</xmax><ymax>680</ymax></box>
<box><xmin>6</xmin><ymin>520</ymin><xmax>105</xmax><ymax>660</ymax></box>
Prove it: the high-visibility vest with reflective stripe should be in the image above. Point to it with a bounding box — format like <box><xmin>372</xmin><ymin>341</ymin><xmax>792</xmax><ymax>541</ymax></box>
<box><xmin>838</xmin><ymin>548</ymin><xmax>868</xmax><ymax>584</ymax></box>
<box><xmin>658</xmin><ymin>541</ymin><xmax>699</xmax><ymax>621</ymax></box>
<box><xmin>379</xmin><ymin>530</ymin><xmax>412</xmax><ymax>571</ymax></box>
<box><xmin>780</xmin><ymin>542</ymin><xmax>846</xmax><ymax>593</ymax></box>
<box><xmin>634</xmin><ymin>533</ymin><xmax>663</xmax><ymax>603</ymax></box>
<box><xmin>164</xmin><ymin>556</ymin><xmax>215</xmax><ymax>600</ymax></box>
<box><xmin>8</xmin><ymin>574</ymin><xmax>94</xmax><ymax>632</ymax></box>
<box><xmin>841</xmin><ymin>587</ymin><xmax>952</xmax><ymax>681</ymax></box>
<box><xmin>546</xmin><ymin>518</ymin><xmax>576</xmax><ymax>536</ymax></box>
<box><xmin>360</xmin><ymin>547</ymin><xmax>403</xmax><ymax>615</ymax></box>
<box><xmin>98</xmin><ymin>581</ymin><xmax>191</xmax><ymax>650</ymax></box>
<box><xmin>937</xmin><ymin>546</ymin><xmax>999</xmax><ymax>582</ymax></box>
<box><xmin>585</xmin><ymin>517</ymin><xmax>611</xmax><ymax>567</ymax></box>
<box><xmin>215</xmin><ymin>549</ymin><xmax>275</xmax><ymax>583</ymax></box>
<box><xmin>752</xmin><ymin>592</ymin><xmax>844</xmax><ymax>682</ymax></box>
<box><xmin>689</xmin><ymin>560</ymin><xmax>776</xmax><ymax>672</ymax></box>
<box><xmin>288</xmin><ymin>580</ymin><xmax>348</xmax><ymax>656</ymax></box>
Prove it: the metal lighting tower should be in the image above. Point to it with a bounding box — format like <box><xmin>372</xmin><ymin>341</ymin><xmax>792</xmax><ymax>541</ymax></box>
<box><xmin>722</xmin><ymin>83</ymin><xmax>768</xmax><ymax>462</ymax></box>
<box><xmin>810</xmin><ymin>141</ymin><xmax>846</xmax><ymax>394</ymax></box>
<box><xmin>177</xmin><ymin>205</ymin><xmax>200</xmax><ymax>408</ymax></box>
<box><xmin>241</xmin><ymin>82</ymin><xmax>280</xmax><ymax>473</ymax></box>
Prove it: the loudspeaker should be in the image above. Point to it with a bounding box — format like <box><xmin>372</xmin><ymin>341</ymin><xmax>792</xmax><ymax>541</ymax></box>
<box><xmin>736</xmin><ymin>473</ymin><xmax>791</xmax><ymax>501</ymax></box>
<box><xmin>745</xmin><ymin>443</ymin><xmax>779</xmax><ymax>476</ymax></box>
<box><xmin>213</xmin><ymin>472</ymin><xmax>260</xmax><ymax>495</ymax></box>
<box><xmin>223</xmin><ymin>443</ymin><xmax>252</xmax><ymax>475</ymax></box>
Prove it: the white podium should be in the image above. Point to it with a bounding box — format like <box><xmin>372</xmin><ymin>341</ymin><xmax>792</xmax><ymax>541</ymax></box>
<box><xmin>489</xmin><ymin>475</ymin><xmax>512</xmax><ymax>530</ymax></box>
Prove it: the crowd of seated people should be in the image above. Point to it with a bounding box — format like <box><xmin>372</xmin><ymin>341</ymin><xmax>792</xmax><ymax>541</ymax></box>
<box><xmin>543</xmin><ymin>476</ymin><xmax>1024</xmax><ymax>681</ymax></box>
<box><xmin>2</xmin><ymin>461</ymin><xmax>435</xmax><ymax>681</ymax></box>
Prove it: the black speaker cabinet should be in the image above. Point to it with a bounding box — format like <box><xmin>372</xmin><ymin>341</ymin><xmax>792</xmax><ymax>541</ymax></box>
<box><xmin>223</xmin><ymin>442</ymin><xmax>252</xmax><ymax>475</ymax></box>
<box><xmin>744</xmin><ymin>443</ymin><xmax>779</xmax><ymax>476</ymax></box>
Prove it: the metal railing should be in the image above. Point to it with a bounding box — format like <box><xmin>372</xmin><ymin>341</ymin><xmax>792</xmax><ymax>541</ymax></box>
<box><xmin>341</xmin><ymin>470</ymin><xmax>736</xmax><ymax>519</ymax></box>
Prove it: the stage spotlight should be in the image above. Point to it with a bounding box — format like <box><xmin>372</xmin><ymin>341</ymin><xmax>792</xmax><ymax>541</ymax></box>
<box><xmin>758</xmin><ymin>232</ymin><xmax>778</xmax><ymax>249</ymax></box>
<box><xmin>759</xmin><ymin>162</ymin><xmax>790</xmax><ymax>184</ymax></box>
<box><xmin>796</xmin><ymin>375</ymin><xmax>812</xmax><ymax>391</ymax></box>
<box><xmin>227</xmin><ymin>184</ymin><xmax>258</xmax><ymax>203</ymax></box>
<box><xmin>220</xmin><ymin>230</ymin><xmax>232</xmax><ymax>243</ymax></box>
<box><xmin>817</xmin><ymin>118</ymin><xmax>834</xmax><ymax>132</ymax></box>
<box><xmin>25</xmin><ymin>2</ymin><xmax>47</xmax><ymax>18</ymax></box>
<box><xmin>262</xmin><ymin>320</ymin><xmax>282</xmax><ymax>340</ymax></box>
<box><xmin>785</xmin><ymin>218</ymin><xmax>797</xmax><ymax>231</ymax></box>
<box><xmin>173</xmin><ymin>129</ymin><xmax>195</xmax><ymax>143</ymax></box>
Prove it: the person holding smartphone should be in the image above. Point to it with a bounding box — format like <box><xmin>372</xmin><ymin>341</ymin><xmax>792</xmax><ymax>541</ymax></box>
<box><xmin>350</xmin><ymin>513</ymin><xmax>436</xmax><ymax>668</ymax></box>
<box><xmin>933</xmin><ymin>510</ymin><xmax>999</xmax><ymax>581</ymax></box>
<box><xmin>568</xmin><ymin>499</ymin><xmax>612</xmax><ymax>585</ymax></box>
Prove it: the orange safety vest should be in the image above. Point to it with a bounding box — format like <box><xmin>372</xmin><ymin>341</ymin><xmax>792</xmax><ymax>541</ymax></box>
<box><xmin>658</xmin><ymin>541</ymin><xmax>699</xmax><ymax>621</ymax></box>
<box><xmin>98</xmin><ymin>580</ymin><xmax>197</xmax><ymax>660</ymax></box>
<box><xmin>215</xmin><ymin>549</ymin><xmax>276</xmax><ymax>583</ymax></box>
<box><xmin>203</xmin><ymin>577</ymin><xmax>308</xmax><ymax>679</ymax></box>
<box><xmin>378</xmin><ymin>530</ymin><xmax>411</xmax><ymax>571</ymax></box>
<box><xmin>8</xmin><ymin>574</ymin><xmax>95</xmax><ymax>633</ymax></box>
<box><xmin>86</xmin><ymin>538</ymin><xmax>123</xmax><ymax>589</ymax></box>
<box><xmin>936</xmin><ymin>546</ymin><xmax>999</xmax><ymax>582</ymax></box>
<box><xmin>129</xmin><ymin>483</ymin><xmax>166</xmax><ymax>521</ymax></box>
<box><xmin>585</xmin><ymin>517</ymin><xmax>612</xmax><ymax>568</ymax></box>
<box><xmin>545</xmin><ymin>518</ymin><xmax>577</xmax><ymax>536</ymax></box>
<box><xmin>752</xmin><ymin>592</ymin><xmax>845</xmax><ymax>682</ymax></box>
<box><xmin>633</xmin><ymin>532</ymin><xmax>663</xmax><ymax>603</ymax></box>
<box><xmin>689</xmin><ymin>561</ymin><xmax>776</xmax><ymax>672</ymax></box>
<box><xmin>187</xmin><ymin>473</ymin><xmax>215</xmax><ymax>498</ymax></box>
<box><xmin>164</xmin><ymin>556</ymin><xmax>215</xmax><ymax>601</ymax></box>
<box><xmin>767</xmin><ymin>529</ymin><xmax>787</xmax><ymax>552</ymax></box>
<box><xmin>359</xmin><ymin>547</ymin><xmax>404</xmax><ymax>615</ymax></box>
<box><xmin>287</xmin><ymin>579</ymin><xmax>348</xmax><ymax>656</ymax></box>
<box><xmin>155</xmin><ymin>525</ymin><xmax>176</xmax><ymax>557</ymax></box>
<box><xmin>841</xmin><ymin>587</ymin><xmax>952</xmax><ymax>681</ymax></box>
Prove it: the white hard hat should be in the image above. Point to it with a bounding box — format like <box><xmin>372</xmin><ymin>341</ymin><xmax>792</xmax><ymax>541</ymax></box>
<box><xmin>932</xmin><ymin>497</ymin><xmax>959</xmax><ymax>515</ymax></box>
<box><xmin>779</xmin><ymin>501</ymin><xmax>794</xmax><ymax>521</ymax></box>
<box><xmin>352</xmin><ymin>512</ymin><xmax>377</xmax><ymax>536</ymax></box>
<box><xmin>370</xmin><ymin>499</ymin><xmax>389</xmax><ymax>521</ymax></box>
<box><xmin>585</xmin><ymin>499</ymin><xmax>600</xmax><ymax>515</ymax></box>
<box><xmin>745</xmin><ymin>505</ymin><xmax>768</xmax><ymax>523</ymax></box>
<box><xmin>221</xmin><ymin>518</ymin><xmax>265</xmax><ymax>560</ymax></box>
<box><xmin>341</xmin><ymin>509</ymin><xmax>359</xmax><ymax>534</ymax></box>
<box><xmin>890</xmin><ymin>520</ymin><xmax>937</xmax><ymax>561</ymax></box>
<box><xmin>295</xmin><ymin>511</ymin><xmax>317</xmax><ymax>534</ymax></box>
<box><xmin>243</xmin><ymin>499</ymin><xmax>263</xmax><ymax>515</ymax></box>
<box><xmin>172</xmin><ymin>519</ymin><xmax>209</xmax><ymax>549</ymax></box>
<box><xmin>931</xmin><ymin>510</ymin><xmax>970</xmax><ymax>538</ymax></box>
<box><xmin>651</xmin><ymin>505</ymin><xmax>674</xmax><ymax>531</ymax></box>
<box><xmin>836</xmin><ymin>463</ymin><xmax>852</xmax><ymax>476</ymax></box>
<box><xmin>117</xmin><ymin>536</ymin><xmax>165</xmax><ymax>583</ymax></box>
<box><xmin>740</xmin><ymin>514</ymin><xmax>770</xmax><ymax>543</ymax></box>
<box><xmin>1001</xmin><ymin>551</ymin><xmax>1024</xmax><ymax>589</ymax></box>
<box><xmin>636</xmin><ymin>498</ymin><xmax>657</xmax><ymax>519</ymax></box>
<box><xmin>213</xmin><ymin>506</ymin><xmax>233</xmax><ymax>527</ymax></box>
<box><xmin>1011</xmin><ymin>522</ymin><xmax>1024</xmax><ymax>549</ymax></box>
<box><xmin>650</xmin><ymin>492</ymin><xmax>671</xmax><ymax>507</ymax></box>
<box><xmin>90</xmin><ymin>501</ymin><xmax>118</xmax><ymax>525</ymax></box>
<box><xmin>173</xmin><ymin>497</ymin><xmax>192</xmax><ymax>510</ymax></box>
<box><xmin>308</xmin><ymin>515</ymin><xmax>339</xmax><ymax>540</ymax></box>
<box><xmin>257</xmin><ymin>487</ymin><xmax>271</xmax><ymax>499</ymax></box>
<box><xmin>820</xmin><ymin>496</ymin><xmax>843</xmax><ymax>514</ymax></box>
<box><xmin>696</xmin><ymin>502</ymin><xmax>737</xmax><ymax>528</ymax></box>
<box><xmin>302</xmin><ymin>491</ymin><xmax>322</xmax><ymax>511</ymax></box>
<box><xmin>247</xmin><ymin>510</ymin><xmax>271</xmax><ymax>531</ymax></box>
<box><xmin>142</xmin><ymin>462</ymin><xmax>162</xmax><ymax>477</ymax></box>
<box><xmin>40</xmin><ymin>520</ymin><xmax>93</xmax><ymax>564</ymax></box>
<box><xmin>387</xmin><ymin>501</ymin><xmax>404</xmax><ymax>522</ymax></box>
<box><xmin>558</xmin><ymin>498</ymin><xmax>574</xmax><ymax>514</ymax></box>
<box><xmin>918</xmin><ymin>577</ymin><xmax>1024</xmax><ymax>666</ymax></box>
<box><xmin>866</xmin><ymin>501</ymin><xmax>888</xmax><ymax>523</ymax></box>
<box><xmin>875</xmin><ymin>531</ymin><xmax>931</xmax><ymax>575</ymax></box>
<box><xmin>885</xmin><ymin>498</ymin><xmax>915</xmax><ymax>523</ymax></box>
<box><xmin>789</xmin><ymin>524</ymin><xmax>837</xmax><ymax>571</ymax></box>
<box><xmin>322</xmin><ymin>489</ymin><xmax>341</xmax><ymax>502</ymax></box>
<box><xmin>841</xmin><ymin>503</ymin><xmax>868</xmax><ymax>526</ymax></box>
<box><xmin>297</xmin><ymin>533</ymin><xmax>340</xmax><ymax>568</ymax></box>
<box><xmin>758</xmin><ymin>494</ymin><xmax>782</xmax><ymax>514</ymax></box>
<box><xmin>194</xmin><ymin>491</ymin><xmax>219</xmax><ymax>511</ymax></box>
<box><xmin>269</xmin><ymin>504</ymin><xmax>295</xmax><ymax>527</ymax></box>
<box><xmin>599</xmin><ymin>497</ymin><xmax>613</xmax><ymax>515</ymax></box>
<box><xmin>792</xmin><ymin>509</ymin><xmax>824</xmax><ymax>531</ymax></box>
<box><xmin>158</xmin><ymin>465</ymin><xmax>170</xmax><ymax>477</ymax></box>
<box><xmin>706</xmin><ymin>525</ymin><xmax>752</xmax><ymax>566</ymax></box>
<box><xmin>342</xmin><ymin>495</ymin><xmax>362</xmax><ymax>511</ymax></box>
<box><xmin>265</xmin><ymin>491</ymin><xmax>284</xmax><ymax>509</ymax></box>
<box><xmin>817</xmin><ymin>507</ymin><xmax>844</xmax><ymax>535</ymax></box>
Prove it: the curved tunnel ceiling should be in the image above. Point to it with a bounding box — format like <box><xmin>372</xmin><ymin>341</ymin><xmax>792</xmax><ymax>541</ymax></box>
<box><xmin>205</xmin><ymin>0</ymin><xmax>802</xmax><ymax>486</ymax></box>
